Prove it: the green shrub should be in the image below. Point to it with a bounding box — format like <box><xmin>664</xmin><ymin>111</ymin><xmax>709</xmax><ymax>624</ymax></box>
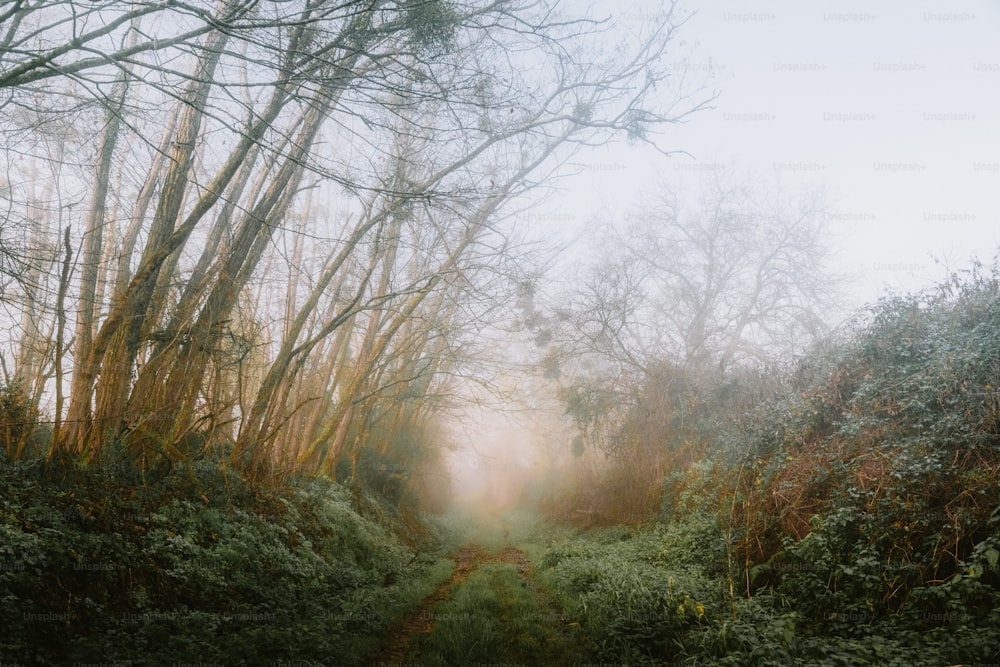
<box><xmin>539</xmin><ymin>522</ymin><xmax>730</xmax><ymax>664</ymax></box>
<box><xmin>0</xmin><ymin>453</ymin><xmax>451</xmax><ymax>665</ymax></box>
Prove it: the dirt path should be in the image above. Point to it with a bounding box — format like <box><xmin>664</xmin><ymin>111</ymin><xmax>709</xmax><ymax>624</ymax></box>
<box><xmin>367</xmin><ymin>543</ymin><xmax>538</xmax><ymax>665</ymax></box>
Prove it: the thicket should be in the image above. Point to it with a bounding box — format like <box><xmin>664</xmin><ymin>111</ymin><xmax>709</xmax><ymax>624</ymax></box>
<box><xmin>538</xmin><ymin>265</ymin><xmax>1000</xmax><ymax>664</ymax></box>
<box><xmin>0</xmin><ymin>448</ymin><xmax>454</xmax><ymax>665</ymax></box>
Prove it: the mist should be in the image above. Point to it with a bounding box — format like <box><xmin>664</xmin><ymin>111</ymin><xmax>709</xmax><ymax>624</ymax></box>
<box><xmin>1</xmin><ymin>1</ymin><xmax>998</xmax><ymax>664</ymax></box>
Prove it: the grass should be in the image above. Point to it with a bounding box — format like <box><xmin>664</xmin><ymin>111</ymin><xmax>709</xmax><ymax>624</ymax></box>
<box><xmin>407</xmin><ymin>561</ymin><xmax>593</xmax><ymax>666</ymax></box>
<box><xmin>337</xmin><ymin>554</ymin><xmax>456</xmax><ymax>660</ymax></box>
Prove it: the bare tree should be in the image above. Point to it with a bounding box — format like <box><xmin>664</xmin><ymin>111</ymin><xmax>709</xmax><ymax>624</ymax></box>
<box><xmin>566</xmin><ymin>169</ymin><xmax>839</xmax><ymax>381</ymax></box>
<box><xmin>1</xmin><ymin>0</ymin><xmax>711</xmax><ymax>476</ymax></box>
<box><xmin>536</xmin><ymin>168</ymin><xmax>841</xmax><ymax>475</ymax></box>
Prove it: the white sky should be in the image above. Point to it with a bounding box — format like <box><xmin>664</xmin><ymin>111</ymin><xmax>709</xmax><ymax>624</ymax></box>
<box><xmin>541</xmin><ymin>0</ymin><xmax>1000</xmax><ymax>308</ymax></box>
<box><xmin>449</xmin><ymin>0</ymin><xmax>1000</xmax><ymax>505</ymax></box>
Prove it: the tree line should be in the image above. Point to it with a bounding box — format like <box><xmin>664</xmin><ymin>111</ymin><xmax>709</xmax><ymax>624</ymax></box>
<box><xmin>0</xmin><ymin>0</ymin><xmax>708</xmax><ymax>493</ymax></box>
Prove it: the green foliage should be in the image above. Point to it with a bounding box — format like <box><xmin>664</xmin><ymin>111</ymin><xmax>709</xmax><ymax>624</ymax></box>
<box><xmin>540</xmin><ymin>519</ymin><xmax>728</xmax><ymax>664</ymax></box>
<box><xmin>727</xmin><ymin>267</ymin><xmax>1000</xmax><ymax>662</ymax></box>
<box><xmin>541</xmin><ymin>515</ymin><xmax>1000</xmax><ymax>665</ymax></box>
<box><xmin>739</xmin><ymin>266</ymin><xmax>1000</xmax><ymax>581</ymax></box>
<box><xmin>541</xmin><ymin>265</ymin><xmax>1000</xmax><ymax>665</ymax></box>
<box><xmin>0</xmin><ymin>455</ymin><xmax>453</xmax><ymax>665</ymax></box>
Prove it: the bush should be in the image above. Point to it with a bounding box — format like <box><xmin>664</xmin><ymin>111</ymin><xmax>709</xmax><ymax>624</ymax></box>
<box><xmin>540</xmin><ymin>263</ymin><xmax>1000</xmax><ymax>666</ymax></box>
<box><xmin>540</xmin><ymin>523</ymin><xmax>729</xmax><ymax>665</ymax></box>
<box><xmin>0</xmin><ymin>453</ymin><xmax>451</xmax><ymax>665</ymax></box>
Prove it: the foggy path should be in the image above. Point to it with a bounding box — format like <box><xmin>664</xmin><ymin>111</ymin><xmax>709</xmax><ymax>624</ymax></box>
<box><xmin>369</xmin><ymin>537</ymin><xmax>590</xmax><ymax>666</ymax></box>
<box><xmin>2</xmin><ymin>2</ymin><xmax>998</xmax><ymax>665</ymax></box>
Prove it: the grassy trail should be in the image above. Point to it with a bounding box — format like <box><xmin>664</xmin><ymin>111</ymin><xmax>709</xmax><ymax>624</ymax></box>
<box><xmin>369</xmin><ymin>544</ymin><xmax>490</xmax><ymax>663</ymax></box>
<box><xmin>369</xmin><ymin>537</ymin><xmax>593</xmax><ymax>666</ymax></box>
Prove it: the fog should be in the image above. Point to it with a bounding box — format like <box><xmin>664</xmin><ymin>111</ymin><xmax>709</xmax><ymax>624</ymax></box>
<box><xmin>534</xmin><ymin>0</ymin><xmax>999</xmax><ymax>308</ymax></box>
<box><xmin>445</xmin><ymin>377</ymin><xmax>576</xmax><ymax>513</ymax></box>
<box><xmin>444</xmin><ymin>0</ymin><xmax>1000</xmax><ymax>521</ymax></box>
<box><xmin>2</xmin><ymin>2</ymin><xmax>999</xmax><ymax>663</ymax></box>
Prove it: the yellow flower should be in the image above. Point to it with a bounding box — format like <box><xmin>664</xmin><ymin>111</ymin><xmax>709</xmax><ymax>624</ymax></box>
<box><xmin>696</xmin><ymin>604</ymin><xmax>705</xmax><ymax>617</ymax></box>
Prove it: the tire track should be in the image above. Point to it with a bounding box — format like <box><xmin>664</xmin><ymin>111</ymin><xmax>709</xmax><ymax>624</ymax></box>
<box><xmin>367</xmin><ymin>543</ymin><xmax>534</xmax><ymax>665</ymax></box>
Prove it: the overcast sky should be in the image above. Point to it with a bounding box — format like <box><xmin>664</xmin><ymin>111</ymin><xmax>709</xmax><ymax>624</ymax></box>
<box><xmin>9</xmin><ymin>0</ymin><xmax>994</xmax><ymax>506</ymax></box>
<box><xmin>543</xmin><ymin>0</ymin><xmax>1000</xmax><ymax>308</ymax></box>
<box><xmin>456</xmin><ymin>0</ymin><xmax>1000</xmax><ymax>499</ymax></box>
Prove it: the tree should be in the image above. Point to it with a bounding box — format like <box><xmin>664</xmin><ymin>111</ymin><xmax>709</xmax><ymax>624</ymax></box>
<box><xmin>562</xmin><ymin>169</ymin><xmax>839</xmax><ymax>384</ymax></box>
<box><xmin>631</xmin><ymin>171</ymin><xmax>837</xmax><ymax>373</ymax></box>
<box><xmin>536</xmin><ymin>169</ymin><xmax>841</xmax><ymax>519</ymax></box>
<box><xmin>1</xmin><ymin>0</ymin><xmax>711</xmax><ymax>480</ymax></box>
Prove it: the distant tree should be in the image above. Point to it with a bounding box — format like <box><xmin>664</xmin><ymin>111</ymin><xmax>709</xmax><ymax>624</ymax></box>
<box><xmin>540</xmin><ymin>168</ymin><xmax>842</xmax><ymax>508</ymax></box>
<box><xmin>564</xmin><ymin>169</ymin><xmax>840</xmax><ymax>384</ymax></box>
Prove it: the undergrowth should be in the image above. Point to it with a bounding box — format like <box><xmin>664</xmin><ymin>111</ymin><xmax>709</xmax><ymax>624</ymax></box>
<box><xmin>537</xmin><ymin>265</ymin><xmax>1000</xmax><ymax>665</ymax></box>
<box><xmin>409</xmin><ymin>560</ymin><xmax>591</xmax><ymax>666</ymax></box>
<box><xmin>0</xmin><ymin>453</ymin><xmax>453</xmax><ymax>665</ymax></box>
